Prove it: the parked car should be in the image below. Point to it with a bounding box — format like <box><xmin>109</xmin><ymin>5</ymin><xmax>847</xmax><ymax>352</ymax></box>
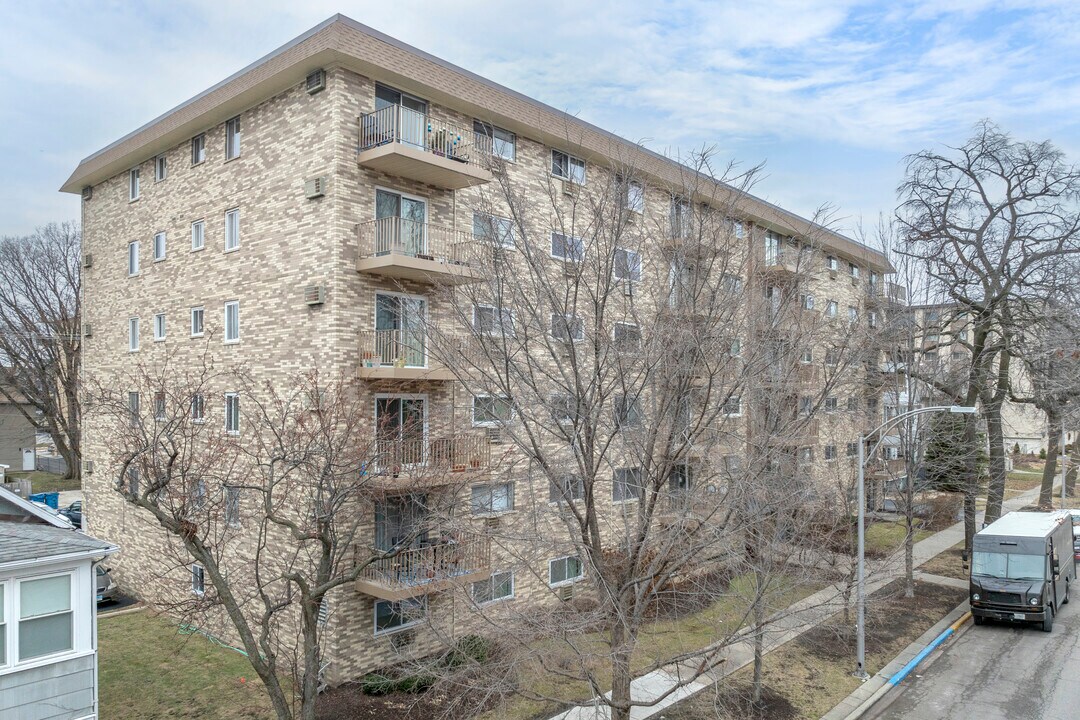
<box><xmin>60</xmin><ymin>500</ymin><xmax>82</xmax><ymax>529</ymax></box>
<box><xmin>1068</xmin><ymin>509</ymin><xmax>1080</xmax><ymax>561</ymax></box>
<box><xmin>96</xmin><ymin>565</ymin><xmax>117</xmax><ymax>604</ymax></box>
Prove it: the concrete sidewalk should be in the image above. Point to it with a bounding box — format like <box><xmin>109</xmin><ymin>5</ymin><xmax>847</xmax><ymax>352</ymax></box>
<box><xmin>551</xmin><ymin>483</ymin><xmax>1051</xmax><ymax>720</ymax></box>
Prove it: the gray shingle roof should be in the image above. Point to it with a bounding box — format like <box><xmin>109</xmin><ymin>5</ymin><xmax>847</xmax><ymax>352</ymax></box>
<box><xmin>0</xmin><ymin>523</ymin><xmax>115</xmax><ymax>566</ymax></box>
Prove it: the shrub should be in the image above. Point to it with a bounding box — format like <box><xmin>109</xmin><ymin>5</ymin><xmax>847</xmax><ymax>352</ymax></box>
<box><xmin>360</xmin><ymin>673</ymin><xmax>396</xmax><ymax>696</ymax></box>
<box><xmin>445</xmin><ymin>634</ymin><xmax>492</xmax><ymax>668</ymax></box>
<box><xmin>1013</xmin><ymin>443</ymin><xmax>1021</xmax><ymax>455</ymax></box>
<box><xmin>923</xmin><ymin>493</ymin><xmax>963</xmax><ymax>531</ymax></box>
<box><xmin>1040</xmin><ymin>448</ymin><xmax>1047</xmax><ymax>460</ymax></box>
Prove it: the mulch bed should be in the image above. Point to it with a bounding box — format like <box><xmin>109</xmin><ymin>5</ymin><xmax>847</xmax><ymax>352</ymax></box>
<box><xmin>316</xmin><ymin>684</ymin><xmax>453</xmax><ymax>720</ymax></box>
<box><xmin>683</xmin><ymin>683</ymin><xmax>801</xmax><ymax>720</ymax></box>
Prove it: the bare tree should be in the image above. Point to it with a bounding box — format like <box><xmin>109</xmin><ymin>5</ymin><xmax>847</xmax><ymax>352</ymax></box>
<box><xmin>0</xmin><ymin>222</ymin><xmax>82</xmax><ymax>479</ymax></box>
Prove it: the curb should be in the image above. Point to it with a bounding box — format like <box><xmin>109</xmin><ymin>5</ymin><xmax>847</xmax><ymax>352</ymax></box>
<box><xmin>98</xmin><ymin>603</ymin><xmax>145</xmax><ymax>619</ymax></box>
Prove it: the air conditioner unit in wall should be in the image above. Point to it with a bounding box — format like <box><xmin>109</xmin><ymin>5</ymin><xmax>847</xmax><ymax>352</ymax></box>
<box><xmin>560</xmin><ymin>179</ymin><xmax>578</xmax><ymax>197</ymax></box>
<box><xmin>306</xmin><ymin>69</ymin><xmax>326</xmax><ymax>94</ymax></box>
<box><xmin>557</xmin><ymin>585</ymin><xmax>574</xmax><ymax>601</ymax></box>
<box><xmin>304</xmin><ymin>285</ymin><xmax>326</xmax><ymax>305</ymax></box>
<box><xmin>81</xmin><ymin>186</ymin><xmax>92</xmax><ymax>201</ymax></box>
<box><xmin>304</xmin><ymin>176</ymin><xmax>327</xmax><ymax>199</ymax></box>
<box><xmin>82</xmin><ymin>253</ymin><xmax>93</xmax><ymax>268</ymax></box>
<box><xmin>83</xmin><ymin>459</ymin><xmax>94</xmax><ymax>474</ymax></box>
<box><xmin>83</xmin><ymin>323</ymin><xmax>92</xmax><ymax>337</ymax></box>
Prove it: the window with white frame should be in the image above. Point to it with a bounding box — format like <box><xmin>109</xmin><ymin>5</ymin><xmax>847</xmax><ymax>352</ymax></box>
<box><xmin>191</xmin><ymin>220</ymin><xmax>205</xmax><ymax>251</ymax></box>
<box><xmin>549</xmin><ymin>474</ymin><xmax>584</xmax><ymax>503</ymax></box>
<box><xmin>614</xmin><ymin>248</ymin><xmax>642</xmax><ymax>282</ymax></box>
<box><xmin>824</xmin><ymin>445</ymin><xmax>837</xmax><ymax>461</ymax></box>
<box><xmin>224</xmin><ymin>208</ymin><xmax>240</xmax><ymax>251</ymax></box>
<box><xmin>471</xmin><ymin>482</ymin><xmax>514</xmax><ymax>514</ymax></box>
<box><xmin>550</xmin><ymin>313</ymin><xmax>584</xmax><ymax>342</ymax></box>
<box><xmin>473</xmin><ymin>212</ymin><xmax>515</xmax><ymax>248</ymax></box>
<box><xmin>223</xmin><ymin>301</ymin><xmax>239</xmax><ymax>343</ymax></box>
<box><xmin>826</xmin><ymin>255</ymin><xmax>838</xmax><ymax>271</ymax></box>
<box><xmin>825</xmin><ymin>300</ymin><xmax>838</xmax><ymax>318</ymax></box>
<box><xmin>374</xmin><ymin>597</ymin><xmax>425</xmax><ymax>634</ymax></box>
<box><xmin>192</xmin><ymin>564</ymin><xmax>205</xmax><ymax>595</ymax></box>
<box><xmin>129</xmin><ymin>167</ymin><xmax>140</xmax><ymax>201</ymax></box>
<box><xmin>884</xmin><ymin>446</ymin><xmax>900</xmax><ymax>461</ymax></box>
<box><xmin>732</xmin><ymin>219</ymin><xmax>745</xmax><ymax>238</ymax></box>
<box><xmin>224</xmin><ymin>486</ymin><xmax>241</xmax><ymax>527</ymax></box>
<box><xmin>473</xmin><ymin>394</ymin><xmax>513</xmax><ymax>426</ymax></box>
<box><xmin>549</xmin><ymin>555</ymin><xmax>583</xmax><ymax>586</ymax></box>
<box><xmin>722</xmin><ymin>395</ymin><xmax>741</xmax><ymax>416</ymax></box>
<box><xmin>551</xmin><ymin>150</ymin><xmax>585</xmax><ymax>184</ymax></box>
<box><xmin>191</xmin><ymin>393</ymin><xmax>205</xmax><ymax>423</ymax></box>
<box><xmin>668</xmin><ymin>464</ymin><xmax>692</xmax><ymax>499</ymax></box>
<box><xmin>128</xmin><ymin>391</ymin><xmax>140</xmax><ymax>426</ymax></box>
<box><xmin>801</xmin><ymin>347</ymin><xmax>813</xmax><ymax>364</ymax></box>
<box><xmin>847</xmin><ymin>396</ymin><xmax>859</xmax><ymax>412</ymax></box>
<box><xmin>128</xmin><ymin>317</ymin><xmax>140</xmax><ymax>352</ymax></box>
<box><xmin>847</xmin><ymin>442</ymin><xmax>859</xmax><ymax>458</ymax></box>
<box><xmin>848</xmin><ymin>306</ymin><xmax>858</xmax><ymax>323</ymax></box>
<box><xmin>801</xmin><ymin>294</ymin><xmax>815</xmax><ymax>310</ymax></box>
<box><xmin>722</xmin><ymin>273</ymin><xmax>743</xmax><ymax>294</ymax></box>
<box><xmin>225</xmin><ymin>393</ymin><xmax>240</xmax><ymax>435</ymax></box>
<box><xmin>153</xmin><ymin>392</ymin><xmax>166</xmax><ymax>421</ymax></box>
<box><xmin>225</xmin><ymin>116</ymin><xmax>241</xmax><ymax>160</ymax></box>
<box><xmin>612</xmin><ymin>322</ymin><xmax>641</xmax><ymax>353</ymax></box>
<box><xmin>849</xmin><ymin>262</ymin><xmax>860</xmax><ymax>279</ymax></box>
<box><xmin>550</xmin><ymin>232</ymin><xmax>584</xmax><ymax>262</ymax></box>
<box><xmin>825</xmin><ymin>349</ymin><xmax>839</xmax><ymax>366</ymax></box>
<box><xmin>154</xmin><ymin>313</ymin><xmax>166</xmax><ymax>341</ymax></box>
<box><xmin>622</xmin><ymin>178</ymin><xmax>644</xmax><ymax>213</ymax></box>
<box><xmin>190</xmin><ymin>307</ymin><xmax>204</xmax><ymax>337</ymax></box>
<box><xmin>155</xmin><ymin>154</ymin><xmax>167</xmax><ymax>182</ymax></box>
<box><xmin>869</xmin><ymin>311</ymin><xmax>878</xmax><ymax>329</ymax></box>
<box><xmin>729</xmin><ymin>338</ymin><xmax>741</xmax><ymax>357</ymax></box>
<box><xmin>0</xmin><ymin>584</ymin><xmax>5</xmax><ymax>666</ymax></box>
<box><xmin>18</xmin><ymin>574</ymin><xmax>73</xmax><ymax>661</ymax></box>
<box><xmin>473</xmin><ymin>304</ymin><xmax>514</xmax><ymax>336</ymax></box>
<box><xmin>613</xmin><ymin>467</ymin><xmax>642</xmax><ymax>502</ymax></box>
<box><xmin>128</xmin><ymin>241</ymin><xmax>139</xmax><ymax>276</ymax></box>
<box><xmin>473</xmin><ymin>120</ymin><xmax>516</xmax><ymax>161</ymax></box>
<box><xmin>799</xmin><ymin>396</ymin><xmax>813</xmax><ymax>415</ymax></box>
<box><xmin>153</xmin><ymin>231</ymin><xmax>166</xmax><ymax>261</ymax></box>
<box><xmin>191</xmin><ymin>134</ymin><xmax>206</xmax><ymax>165</ymax></box>
<box><xmin>613</xmin><ymin>395</ymin><xmax>643</xmax><ymax>429</ymax></box>
<box><xmin>825</xmin><ymin>397</ymin><xmax>838</xmax><ymax>412</ymax></box>
<box><xmin>472</xmin><ymin>571</ymin><xmax>514</xmax><ymax>604</ymax></box>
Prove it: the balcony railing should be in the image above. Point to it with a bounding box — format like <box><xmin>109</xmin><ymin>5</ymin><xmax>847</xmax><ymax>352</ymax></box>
<box><xmin>355</xmin><ymin>532</ymin><xmax>491</xmax><ymax>599</ymax></box>
<box><xmin>375</xmin><ymin>432</ymin><xmax>490</xmax><ymax>473</ymax></box>
<box><xmin>359</xmin><ymin>217</ymin><xmax>472</xmax><ymax>264</ymax></box>
<box><xmin>361</xmin><ymin>329</ymin><xmax>426</xmax><ymax>368</ymax></box>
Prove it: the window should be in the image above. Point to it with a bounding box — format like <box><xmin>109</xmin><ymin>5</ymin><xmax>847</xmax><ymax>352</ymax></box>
<box><xmin>128</xmin><ymin>241</ymin><xmax>139</xmax><ymax>276</ymax></box>
<box><xmin>191</xmin><ymin>220</ymin><xmax>205</xmax><ymax>251</ymax></box>
<box><xmin>729</xmin><ymin>338</ymin><xmax>742</xmax><ymax>357</ymax></box>
<box><xmin>722</xmin><ymin>273</ymin><xmax>742</xmax><ymax>294</ymax></box>
<box><xmin>472</xmin><ymin>571</ymin><xmax>514</xmax><ymax>604</ymax></box>
<box><xmin>613</xmin><ymin>323</ymin><xmax>641</xmax><ymax>353</ymax></box>
<box><xmin>191</xmin><ymin>394</ymin><xmax>205</xmax><ymax>423</ymax></box>
<box><xmin>848</xmin><ymin>306</ymin><xmax>858</xmax><ymax>323</ymax></box>
<box><xmin>824</xmin><ymin>445</ymin><xmax>837</xmax><ymax>461</ymax></box>
<box><xmin>800</xmin><ymin>294</ymin><xmax>815</xmax><ymax>310</ymax></box>
<box><xmin>473</xmin><ymin>304</ymin><xmax>514</xmax><ymax>336</ymax></box>
<box><xmin>847</xmin><ymin>442</ymin><xmax>859</xmax><ymax>458</ymax></box>
<box><xmin>473</xmin><ymin>394</ymin><xmax>513</xmax><ymax>426</ymax></box>
<box><xmin>847</xmin><ymin>396</ymin><xmax>859</xmax><ymax>412</ymax></box>
<box><xmin>127</xmin><ymin>466</ymin><xmax>140</xmax><ymax>496</ymax></box>
<box><xmin>869</xmin><ymin>311</ymin><xmax>878</xmax><ymax>329</ymax></box>
<box><xmin>192</xmin><ymin>564</ymin><xmax>205</xmax><ymax>595</ymax></box>
<box><xmin>613</xmin><ymin>467</ymin><xmax>642</xmax><ymax>502</ymax></box>
<box><xmin>374</xmin><ymin>597</ymin><xmax>426</xmax><ymax>634</ymax></box>
<box><xmin>155</xmin><ymin>154</ymin><xmax>167</xmax><ymax>182</ymax></box>
<box><xmin>732</xmin><ymin>219</ymin><xmax>745</xmax><ymax>238</ymax></box>
<box><xmin>550</xmin><ymin>313</ymin><xmax>584</xmax><ymax>342</ymax></box>
<box><xmin>722</xmin><ymin>395</ymin><xmax>741</xmax><ymax>416</ymax></box>
<box><xmin>723</xmin><ymin>455</ymin><xmax>743</xmax><ymax>474</ymax></box>
<box><xmin>225</xmin><ymin>393</ymin><xmax>240</xmax><ymax>435</ymax></box>
<box><xmin>826</xmin><ymin>255</ymin><xmax>838</xmax><ymax>271</ymax></box>
<box><xmin>153</xmin><ymin>231</ymin><xmax>166</xmax><ymax>261</ymax></box>
<box><xmin>18</xmin><ymin>574</ymin><xmax>73</xmax><ymax>661</ymax></box>
<box><xmin>671</xmin><ymin>198</ymin><xmax>692</xmax><ymax>238</ymax></box>
<box><xmin>798</xmin><ymin>447</ymin><xmax>814</xmax><ymax>465</ymax></box>
<box><xmin>884</xmin><ymin>446</ymin><xmax>900</xmax><ymax>461</ymax></box>
<box><xmin>867</xmin><ymin>398</ymin><xmax>879</xmax><ymax>413</ymax></box>
<box><xmin>668</xmin><ymin>464</ymin><xmax>692</xmax><ymax>497</ymax></box>
<box><xmin>190</xmin><ymin>307</ymin><xmax>204</xmax><ymax>337</ymax></box>
<box><xmin>849</xmin><ymin>262</ymin><xmax>860</xmax><ymax>279</ymax></box>
<box><xmin>224</xmin><ymin>487</ymin><xmax>241</xmax><ymax>527</ymax></box>
<box><xmin>191</xmin><ymin>134</ymin><xmax>206</xmax><ymax>165</ymax></box>
<box><xmin>128</xmin><ymin>391</ymin><xmax>140</xmax><ymax>425</ymax></box>
<box><xmin>825</xmin><ymin>397</ymin><xmax>838</xmax><ymax>412</ymax></box>
<box><xmin>473</xmin><ymin>212</ymin><xmax>514</xmax><ymax>248</ymax></box>
<box><xmin>225</xmin><ymin>116</ymin><xmax>241</xmax><ymax>160</ymax></box>
<box><xmin>223</xmin><ymin>301</ymin><xmax>240</xmax><ymax>343</ymax></box>
<box><xmin>549</xmin><ymin>555</ymin><xmax>583</xmax><ymax>586</ymax></box>
<box><xmin>825</xmin><ymin>301</ymin><xmax>838</xmax><ymax>318</ymax></box>
<box><xmin>551</xmin><ymin>232</ymin><xmax>584</xmax><ymax>262</ymax></box>
<box><xmin>473</xmin><ymin>120</ymin><xmax>516</xmax><ymax>161</ymax></box>
<box><xmin>471</xmin><ymin>482</ymin><xmax>514</xmax><ymax>514</ymax></box>
<box><xmin>154</xmin><ymin>313</ymin><xmax>166</xmax><ymax>341</ymax></box>
<box><xmin>153</xmin><ymin>392</ymin><xmax>166</xmax><ymax>421</ymax></box>
<box><xmin>614</xmin><ymin>248</ymin><xmax>642</xmax><ymax>282</ymax></box>
<box><xmin>613</xmin><ymin>395</ymin><xmax>643</xmax><ymax>429</ymax></box>
<box><xmin>825</xmin><ymin>349</ymin><xmax>839</xmax><ymax>366</ymax></box>
<box><xmin>129</xmin><ymin>167</ymin><xmax>140</xmax><ymax>201</ymax></box>
<box><xmin>623</xmin><ymin>178</ymin><xmax>644</xmax><ymax>213</ymax></box>
<box><xmin>550</xmin><ymin>474</ymin><xmax>584</xmax><ymax>503</ymax></box>
<box><xmin>551</xmin><ymin>150</ymin><xmax>585</xmax><ymax>184</ymax></box>
<box><xmin>224</xmin><ymin>208</ymin><xmax>240</xmax><ymax>251</ymax></box>
<box><xmin>128</xmin><ymin>317</ymin><xmax>140</xmax><ymax>352</ymax></box>
<box><xmin>764</xmin><ymin>231</ymin><xmax>781</xmax><ymax>266</ymax></box>
<box><xmin>799</xmin><ymin>396</ymin><xmax>814</xmax><ymax>415</ymax></box>
<box><xmin>801</xmin><ymin>348</ymin><xmax>813</xmax><ymax>364</ymax></box>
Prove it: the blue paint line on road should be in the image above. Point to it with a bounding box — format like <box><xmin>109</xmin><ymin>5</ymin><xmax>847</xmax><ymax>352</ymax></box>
<box><xmin>887</xmin><ymin>627</ymin><xmax>954</xmax><ymax>686</ymax></box>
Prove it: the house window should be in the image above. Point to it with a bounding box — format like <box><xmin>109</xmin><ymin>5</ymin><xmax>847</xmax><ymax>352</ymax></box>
<box><xmin>825</xmin><ymin>301</ymin><xmax>838</xmax><ymax>318</ymax></box>
<box><xmin>473</xmin><ymin>304</ymin><xmax>514</xmax><ymax>336</ymax></box>
<box><xmin>192</xmin><ymin>564</ymin><xmax>205</xmax><ymax>595</ymax></box>
<box><xmin>224</xmin><ymin>208</ymin><xmax>240</xmax><ymax>251</ymax></box>
<box><xmin>225</xmin><ymin>393</ymin><xmax>240</xmax><ymax>435</ymax></box>
<box><xmin>799</xmin><ymin>396</ymin><xmax>814</xmax><ymax>415</ymax></box>
<box><xmin>825</xmin><ymin>397</ymin><xmax>838</xmax><ymax>412</ymax></box>
<box><xmin>225</xmin><ymin>116</ymin><xmax>241</xmax><ymax>160</ymax></box>
<box><xmin>825</xmin><ymin>350</ymin><xmax>839</xmax><ymax>366</ymax></box>
<box><xmin>613</xmin><ymin>467</ymin><xmax>642</xmax><ymax>502</ymax></box>
<box><xmin>473</xmin><ymin>394</ymin><xmax>513</xmax><ymax>426</ymax></box>
<box><xmin>191</xmin><ymin>220</ymin><xmax>205</xmax><ymax>251</ymax></box>
<box><xmin>869</xmin><ymin>311</ymin><xmax>878</xmax><ymax>329</ymax></box>
<box><xmin>472</xmin><ymin>571</ymin><xmax>514</xmax><ymax>604</ymax></box>
<box><xmin>128</xmin><ymin>391</ymin><xmax>140</xmax><ymax>425</ymax></box>
<box><xmin>614</xmin><ymin>248</ymin><xmax>642</xmax><ymax>282</ymax></box>
<box><xmin>550</xmin><ymin>474</ymin><xmax>584</xmax><ymax>502</ymax></box>
<box><xmin>732</xmin><ymin>219</ymin><xmax>745</xmax><ymax>238</ymax></box>
<box><xmin>550</xmin><ymin>232</ymin><xmax>584</xmax><ymax>262</ymax></box>
<box><xmin>800</xmin><ymin>294</ymin><xmax>815</xmax><ymax>310</ymax></box>
<box><xmin>798</xmin><ymin>447</ymin><xmax>814</xmax><ymax>465</ymax></box>
<box><xmin>549</xmin><ymin>555</ymin><xmax>583</xmax><ymax>586</ymax></box>
<box><xmin>824</xmin><ymin>445</ymin><xmax>837</xmax><ymax>461</ymax></box>
<box><xmin>18</xmin><ymin>574</ymin><xmax>73</xmax><ymax>661</ymax></box>
<box><xmin>848</xmin><ymin>306</ymin><xmax>858</xmax><ymax>323</ymax></box>
<box><xmin>223</xmin><ymin>301</ymin><xmax>239</xmax><ymax>343</ymax></box>
<box><xmin>154</xmin><ymin>392</ymin><xmax>166</xmax><ymax>420</ymax></box>
<box><xmin>801</xmin><ymin>348</ymin><xmax>813</xmax><ymax>364</ymax></box>
<box><xmin>849</xmin><ymin>262</ymin><xmax>860</xmax><ymax>279</ymax></box>
<box><xmin>668</xmin><ymin>464</ymin><xmax>692</xmax><ymax>497</ymax></box>
<box><xmin>153</xmin><ymin>232</ymin><xmax>166</xmax><ymax>261</ymax></box>
<box><xmin>722</xmin><ymin>395</ymin><xmax>741</xmax><ymax>416</ymax></box>
<box><xmin>473</xmin><ymin>212</ymin><xmax>514</xmax><ymax>248</ymax></box>
<box><xmin>128</xmin><ymin>317</ymin><xmax>139</xmax><ymax>352</ymax></box>
<box><xmin>885</xmin><ymin>446</ymin><xmax>900</xmax><ymax>461</ymax></box>
<box><xmin>374</xmin><ymin>597</ymin><xmax>425</xmax><ymax>634</ymax></box>
<box><xmin>129</xmin><ymin>168</ymin><xmax>140</xmax><ymax>201</ymax></box>
<box><xmin>551</xmin><ymin>150</ymin><xmax>585</xmax><ymax>184</ymax></box>
<box><xmin>155</xmin><ymin>154</ymin><xmax>167</xmax><ymax>182</ymax></box>
<box><xmin>613</xmin><ymin>395</ymin><xmax>643</xmax><ymax>429</ymax></box>
<box><xmin>729</xmin><ymin>339</ymin><xmax>741</xmax><ymax>357</ymax></box>
<box><xmin>154</xmin><ymin>313</ymin><xmax>166</xmax><ymax>341</ymax></box>
<box><xmin>550</xmin><ymin>313</ymin><xmax>585</xmax><ymax>342</ymax></box>
<box><xmin>847</xmin><ymin>442</ymin><xmax>859</xmax><ymax>458</ymax></box>
<box><xmin>128</xmin><ymin>241</ymin><xmax>139</xmax><ymax>276</ymax></box>
<box><xmin>471</xmin><ymin>482</ymin><xmax>514</xmax><ymax>514</ymax></box>
<box><xmin>191</xmin><ymin>394</ymin><xmax>205</xmax><ymax>423</ymax></box>
<box><xmin>722</xmin><ymin>274</ymin><xmax>742</xmax><ymax>294</ymax></box>
<box><xmin>613</xmin><ymin>323</ymin><xmax>641</xmax><ymax>353</ymax></box>
<box><xmin>622</xmin><ymin>178</ymin><xmax>644</xmax><ymax>213</ymax></box>
<box><xmin>473</xmin><ymin>120</ymin><xmax>516</xmax><ymax>161</ymax></box>
<box><xmin>190</xmin><ymin>307</ymin><xmax>204</xmax><ymax>337</ymax></box>
<box><xmin>127</xmin><ymin>466</ymin><xmax>140</xmax><ymax>496</ymax></box>
<box><xmin>826</xmin><ymin>255</ymin><xmax>838</xmax><ymax>271</ymax></box>
<box><xmin>191</xmin><ymin>134</ymin><xmax>206</xmax><ymax>165</ymax></box>
<box><xmin>847</xmin><ymin>397</ymin><xmax>859</xmax><ymax>412</ymax></box>
<box><xmin>224</xmin><ymin>487</ymin><xmax>241</xmax><ymax>527</ymax></box>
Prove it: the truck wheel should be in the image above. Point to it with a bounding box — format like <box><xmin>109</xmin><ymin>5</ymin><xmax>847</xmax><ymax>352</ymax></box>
<box><xmin>973</xmin><ymin>615</ymin><xmax>985</xmax><ymax>626</ymax></box>
<box><xmin>1063</xmin><ymin>582</ymin><xmax>1070</xmax><ymax>605</ymax></box>
<box><xmin>1042</xmin><ymin>607</ymin><xmax>1054</xmax><ymax>633</ymax></box>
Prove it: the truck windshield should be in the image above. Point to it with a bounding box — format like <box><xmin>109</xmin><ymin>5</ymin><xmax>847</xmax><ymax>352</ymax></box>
<box><xmin>972</xmin><ymin>552</ymin><xmax>1045</xmax><ymax>581</ymax></box>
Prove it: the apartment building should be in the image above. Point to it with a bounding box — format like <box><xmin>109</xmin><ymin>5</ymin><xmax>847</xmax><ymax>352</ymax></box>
<box><xmin>63</xmin><ymin>15</ymin><xmax>893</xmax><ymax>682</ymax></box>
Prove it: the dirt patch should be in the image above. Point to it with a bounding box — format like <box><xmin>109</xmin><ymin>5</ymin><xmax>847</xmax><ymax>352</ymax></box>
<box><xmin>316</xmin><ymin>683</ymin><xmax>456</xmax><ymax>720</ymax></box>
<box><xmin>672</xmin><ymin>682</ymin><xmax>800</xmax><ymax>720</ymax></box>
<box><xmin>919</xmin><ymin>542</ymin><xmax>968</xmax><ymax>580</ymax></box>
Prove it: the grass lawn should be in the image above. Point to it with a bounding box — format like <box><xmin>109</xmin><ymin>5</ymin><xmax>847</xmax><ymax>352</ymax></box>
<box><xmin>6</xmin><ymin>470</ymin><xmax>80</xmax><ymax>494</ymax></box>
<box><xmin>1005</xmin><ymin>471</ymin><xmax>1043</xmax><ymax>498</ymax></box>
<box><xmin>864</xmin><ymin>521</ymin><xmax>930</xmax><ymax>558</ymax></box>
<box><xmin>99</xmin><ymin>611</ymin><xmax>273</xmax><ymax>719</ymax></box>
<box><xmin>918</xmin><ymin>541</ymin><xmax>967</xmax><ymax>581</ymax></box>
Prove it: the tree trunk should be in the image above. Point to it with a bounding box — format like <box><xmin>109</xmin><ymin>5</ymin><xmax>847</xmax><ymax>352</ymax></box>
<box><xmin>300</xmin><ymin>598</ymin><xmax>321</xmax><ymax>720</ymax></box>
<box><xmin>610</xmin><ymin>621</ymin><xmax>634</xmax><ymax>720</ymax></box>
<box><xmin>1039</xmin><ymin>410</ymin><xmax>1062</xmax><ymax>507</ymax></box>
<box><xmin>751</xmin><ymin>569</ymin><xmax>767</xmax><ymax>706</ymax></box>
<box><xmin>983</xmin><ymin>356</ymin><xmax>1010</xmax><ymax>523</ymax></box>
<box><xmin>962</xmin><ymin>412</ymin><xmax>979</xmax><ymax>559</ymax></box>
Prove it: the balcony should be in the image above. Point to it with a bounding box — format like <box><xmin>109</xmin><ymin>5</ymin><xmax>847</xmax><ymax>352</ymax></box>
<box><xmin>867</xmin><ymin>281</ymin><xmax>908</xmax><ymax>305</ymax></box>
<box><xmin>368</xmin><ymin>432</ymin><xmax>491</xmax><ymax>491</ymax></box>
<box><xmin>359</xmin><ymin>330</ymin><xmax>460</xmax><ymax>381</ymax></box>
<box><xmin>756</xmin><ymin>249</ymin><xmax>802</xmax><ymax>279</ymax></box>
<box><xmin>358</xmin><ymin>107</ymin><xmax>493</xmax><ymax>190</ymax></box>
<box><xmin>356</xmin><ymin>217</ymin><xmax>485</xmax><ymax>284</ymax></box>
<box><xmin>355</xmin><ymin>532</ymin><xmax>492</xmax><ymax>600</ymax></box>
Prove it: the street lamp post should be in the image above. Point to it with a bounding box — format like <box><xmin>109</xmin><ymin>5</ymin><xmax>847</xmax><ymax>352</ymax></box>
<box><xmin>854</xmin><ymin>404</ymin><xmax>977</xmax><ymax>680</ymax></box>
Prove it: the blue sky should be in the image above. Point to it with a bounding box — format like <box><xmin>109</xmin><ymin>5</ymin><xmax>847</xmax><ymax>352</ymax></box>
<box><xmin>2</xmin><ymin>0</ymin><xmax>1079</xmax><ymax>240</ymax></box>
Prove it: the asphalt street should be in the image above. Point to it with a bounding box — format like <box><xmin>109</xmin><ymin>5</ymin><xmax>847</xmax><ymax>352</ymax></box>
<box><xmin>870</xmin><ymin>598</ymin><xmax>1080</xmax><ymax>720</ymax></box>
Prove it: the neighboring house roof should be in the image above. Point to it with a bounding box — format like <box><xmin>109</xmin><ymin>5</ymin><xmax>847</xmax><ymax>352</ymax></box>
<box><xmin>60</xmin><ymin>14</ymin><xmax>890</xmax><ymax>272</ymax></box>
<box><xmin>0</xmin><ymin>522</ymin><xmax>117</xmax><ymax>567</ymax></box>
<box><xmin>0</xmin><ymin>484</ymin><xmax>72</xmax><ymax>528</ymax></box>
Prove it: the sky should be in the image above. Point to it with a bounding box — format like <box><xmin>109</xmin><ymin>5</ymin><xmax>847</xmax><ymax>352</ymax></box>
<box><xmin>2</xmin><ymin>0</ymin><xmax>1080</xmax><ymax>241</ymax></box>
